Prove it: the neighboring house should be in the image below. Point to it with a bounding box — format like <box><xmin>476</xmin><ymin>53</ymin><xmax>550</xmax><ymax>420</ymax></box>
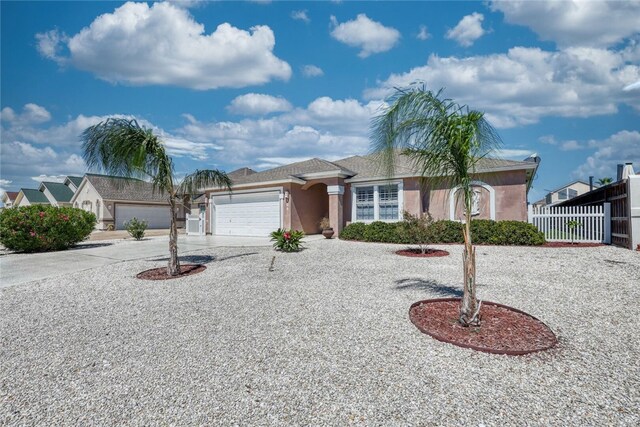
<box><xmin>14</xmin><ymin>188</ymin><xmax>51</xmax><ymax>207</ymax></box>
<box><xmin>70</xmin><ymin>173</ymin><xmax>186</xmax><ymax>230</ymax></box>
<box><xmin>1</xmin><ymin>191</ymin><xmax>19</xmax><ymax>208</ymax></box>
<box><xmin>202</xmin><ymin>153</ymin><xmax>540</xmax><ymax>237</ymax></box>
<box><xmin>64</xmin><ymin>176</ymin><xmax>84</xmax><ymax>192</ymax></box>
<box><xmin>532</xmin><ymin>180</ymin><xmax>593</xmax><ymax>208</ymax></box>
<box><xmin>39</xmin><ymin>181</ymin><xmax>75</xmax><ymax>207</ymax></box>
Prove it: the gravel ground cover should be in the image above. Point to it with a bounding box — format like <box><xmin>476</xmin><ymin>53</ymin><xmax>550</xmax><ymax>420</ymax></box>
<box><xmin>1</xmin><ymin>239</ymin><xmax>639</xmax><ymax>426</ymax></box>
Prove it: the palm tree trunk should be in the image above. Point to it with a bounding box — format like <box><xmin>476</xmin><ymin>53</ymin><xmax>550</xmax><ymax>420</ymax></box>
<box><xmin>168</xmin><ymin>197</ymin><xmax>180</xmax><ymax>276</ymax></box>
<box><xmin>460</xmin><ymin>215</ymin><xmax>479</xmax><ymax>326</ymax></box>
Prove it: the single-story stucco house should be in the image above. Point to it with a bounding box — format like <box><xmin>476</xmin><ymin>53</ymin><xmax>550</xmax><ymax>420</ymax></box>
<box><xmin>38</xmin><ymin>181</ymin><xmax>75</xmax><ymax>207</ymax></box>
<box><xmin>70</xmin><ymin>174</ymin><xmax>187</xmax><ymax>230</ymax></box>
<box><xmin>13</xmin><ymin>188</ymin><xmax>51</xmax><ymax>207</ymax></box>
<box><xmin>201</xmin><ymin>153</ymin><xmax>540</xmax><ymax>237</ymax></box>
<box><xmin>1</xmin><ymin>191</ymin><xmax>19</xmax><ymax>208</ymax></box>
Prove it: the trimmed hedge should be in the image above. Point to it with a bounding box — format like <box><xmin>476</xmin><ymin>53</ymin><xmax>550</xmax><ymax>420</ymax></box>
<box><xmin>0</xmin><ymin>205</ymin><xmax>96</xmax><ymax>252</ymax></box>
<box><xmin>340</xmin><ymin>218</ymin><xmax>545</xmax><ymax>246</ymax></box>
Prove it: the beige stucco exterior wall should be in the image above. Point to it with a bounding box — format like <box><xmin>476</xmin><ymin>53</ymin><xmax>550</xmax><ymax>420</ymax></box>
<box><xmin>426</xmin><ymin>170</ymin><xmax>528</xmax><ymax>221</ymax></box>
<box><xmin>72</xmin><ymin>180</ymin><xmax>107</xmax><ymax>229</ymax></box>
<box><xmin>289</xmin><ymin>182</ymin><xmax>329</xmax><ymax>234</ymax></box>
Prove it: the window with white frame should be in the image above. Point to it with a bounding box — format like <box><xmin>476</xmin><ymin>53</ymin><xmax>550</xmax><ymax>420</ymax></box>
<box><xmin>568</xmin><ymin>188</ymin><xmax>578</xmax><ymax>199</ymax></box>
<box><xmin>379</xmin><ymin>185</ymin><xmax>399</xmax><ymax>220</ymax></box>
<box><xmin>354</xmin><ymin>183</ymin><xmax>402</xmax><ymax>221</ymax></box>
<box><xmin>355</xmin><ymin>186</ymin><xmax>374</xmax><ymax>220</ymax></box>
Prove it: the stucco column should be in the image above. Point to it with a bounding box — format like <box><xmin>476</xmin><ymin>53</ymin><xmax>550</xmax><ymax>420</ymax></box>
<box><xmin>327</xmin><ymin>185</ymin><xmax>344</xmax><ymax>235</ymax></box>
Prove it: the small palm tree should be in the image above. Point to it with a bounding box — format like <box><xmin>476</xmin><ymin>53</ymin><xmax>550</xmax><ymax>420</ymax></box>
<box><xmin>81</xmin><ymin>118</ymin><xmax>232</xmax><ymax>276</ymax></box>
<box><xmin>597</xmin><ymin>177</ymin><xmax>613</xmax><ymax>186</ymax></box>
<box><xmin>371</xmin><ymin>87</ymin><xmax>501</xmax><ymax>326</ymax></box>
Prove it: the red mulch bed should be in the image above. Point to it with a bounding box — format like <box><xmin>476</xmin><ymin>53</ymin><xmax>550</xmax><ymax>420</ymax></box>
<box><xmin>409</xmin><ymin>298</ymin><xmax>557</xmax><ymax>355</ymax></box>
<box><xmin>396</xmin><ymin>248</ymin><xmax>450</xmax><ymax>257</ymax></box>
<box><xmin>136</xmin><ymin>264</ymin><xmax>206</xmax><ymax>280</ymax></box>
<box><xmin>541</xmin><ymin>242</ymin><xmax>604</xmax><ymax>248</ymax></box>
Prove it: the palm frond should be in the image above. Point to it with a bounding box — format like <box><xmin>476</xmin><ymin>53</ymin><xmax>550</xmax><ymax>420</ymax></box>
<box><xmin>177</xmin><ymin>169</ymin><xmax>232</xmax><ymax>196</ymax></box>
<box><xmin>81</xmin><ymin>118</ymin><xmax>173</xmax><ymax>194</ymax></box>
<box><xmin>370</xmin><ymin>86</ymin><xmax>502</xmax><ymax>197</ymax></box>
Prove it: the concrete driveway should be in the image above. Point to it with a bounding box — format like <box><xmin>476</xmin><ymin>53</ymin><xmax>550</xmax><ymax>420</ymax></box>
<box><xmin>0</xmin><ymin>235</ymin><xmax>320</xmax><ymax>289</ymax></box>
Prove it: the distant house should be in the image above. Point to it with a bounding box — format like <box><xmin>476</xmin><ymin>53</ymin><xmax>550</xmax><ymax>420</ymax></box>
<box><xmin>39</xmin><ymin>181</ymin><xmax>75</xmax><ymax>207</ymax></box>
<box><xmin>533</xmin><ymin>180</ymin><xmax>593</xmax><ymax>208</ymax></box>
<box><xmin>14</xmin><ymin>188</ymin><xmax>51</xmax><ymax>207</ymax></box>
<box><xmin>1</xmin><ymin>191</ymin><xmax>19</xmax><ymax>208</ymax></box>
<box><xmin>64</xmin><ymin>176</ymin><xmax>84</xmax><ymax>192</ymax></box>
<box><xmin>70</xmin><ymin>173</ymin><xmax>186</xmax><ymax>230</ymax></box>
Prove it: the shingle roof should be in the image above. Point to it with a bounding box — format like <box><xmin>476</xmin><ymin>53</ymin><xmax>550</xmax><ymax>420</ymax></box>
<box><xmin>20</xmin><ymin>188</ymin><xmax>50</xmax><ymax>204</ymax></box>
<box><xmin>220</xmin><ymin>152</ymin><xmax>537</xmax><ymax>188</ymax></box>
<box><xmin>66</xmin><ymin>176</ymin><xmax>83</xmax><ymax>187</ymax></box>
<box><xmin>334</xmin><ymin>153</ymin><xmax>534</xmax><ymax>180</ymax></box>
<box><xmin>228</xmin><ymin>167</ymin><xmax>257</xmax><ymax>178</ymax></box>
<box><xmin>2</xmin><ymin>191</ymin><xmax>19</xmax><ymax>202</ymax></box>
<box><xmin>230</xmin><ymin>158</ymin><xmax>355</xmax><ymax>186</ymax></box>
<box><xmin>41</xmin><ymin>182</ymin><xmax>74</xmax><ymax>203</ymax></box>
<box><xmin>85</xmin><ymin>174</ymin><xmax>168</xmax><ymax>202</ymax></box>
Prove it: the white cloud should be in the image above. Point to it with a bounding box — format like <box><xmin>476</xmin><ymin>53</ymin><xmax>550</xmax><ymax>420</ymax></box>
<box><xmin>291</xmin><ymin>10</ymin><xmax>310</xmax><ymax>23</ymax></box>
<box><xmin>491</xmin><ymin>0</ymin><xmax>640</xmax><ymax>48</ymax></box>
<box><xmin>31</xmin><ymin>175</ymin><xmax>67</xmax><ymax>183</ymax></box>
<box><xmin>623</xmin><ymin>80</ymin><xmax>640</xmax><ymax>91</ymax></box>
<box><xmin>227</xmin><ymin>93</ymin><xmax>292</xmax><ymax>116</ymax></box>
<box><xmin>301</xmin><ymin>64</ymin><xmax>324</xmax><ymax>77</ymax></box>
<box><xmin>417</xmin><ymin>25</ymin><xmax>430</xmax><ymax>41</ymax></box>
<box><xmin>560</xmin><ymin>140</ymin><xmax>583</xmax><ymax>151</ymax></box>
<box><xmin>573</xmin><ymin>130</ymin><xmax>640</xmax><ymax>179</ymax></box>
<box><xmin>365</xmin><ymin>46</ymin><xmax>640</xmax><ymax>128</ymax></box>
<box><xmin>445</xmin><ymin>12</ymin><xmax>486</xmax><ymax>47</ymax></box>
<box><xmin>176</xmin><ymin>96</ymin><xmax>381</xmax><ymax>169</ymax></box>
<box><xmin>330</xmin><ymin>14</ymin><xmax>400</xmax><ymax>58</ymax></box>
<box><xmin>495</xmin><ymin>149</ymin><xmax>534</xmax><ymax>159</ymax></box>
<box><xmin>1</xmin><ymin>103</ymin><xmax>51</xmax><ymax>125</ymax></box>
<box><xmin>539</xmin><ymin>135</ymin><xmax>557</xmax><ymax>145</ymax></box>
<box><xmin>35</xmin><ymin>29</ymin><xmax>68</xmax><ymax>64</ymax></box>
<box><xmin>35</xmin><ymin>2</ymin><xmax>291</xmax><ymax>90</ymax></box>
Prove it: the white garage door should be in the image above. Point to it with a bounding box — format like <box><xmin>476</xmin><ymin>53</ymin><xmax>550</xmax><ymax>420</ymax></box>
<box><xmin>115</xmin><ymin>204</ymin><xmax>171</xmax><ymax>230</ymax></box>
<box><xmin>213</xmin><ymin>192</ymin><xmax>281</xmax><ymax>236</ymax></box>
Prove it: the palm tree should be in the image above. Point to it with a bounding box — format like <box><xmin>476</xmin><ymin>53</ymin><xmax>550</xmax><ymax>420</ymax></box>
<box><xmin>597</xmin><ymin>177</ymin><xmax>613</xmax><ymax>186</ymax></box>
<box><xmin>81</xmin><ymin>118</ymin><xmax>232</xmax><ymax>276</ymax></box>
<box><xmin>371</xmin><ymin>87</ymin><xmax>501</xmax><ymax>326</ymax></box>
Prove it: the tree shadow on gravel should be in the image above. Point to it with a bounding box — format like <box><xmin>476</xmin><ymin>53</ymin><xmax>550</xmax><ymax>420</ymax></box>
<box><xmin>394</xmin><ymin>278</ymin><xmax>463</xmax><ymax>298</ymax></box>
<box><xmin>69</xmin><ymin>243</ymin><xmax>115</xmax><ymax>250</ymax></box>
<box><xmin>148</xmin><ymin>252</ymin><xmax>258</xmax><ymax>264</ymax></box>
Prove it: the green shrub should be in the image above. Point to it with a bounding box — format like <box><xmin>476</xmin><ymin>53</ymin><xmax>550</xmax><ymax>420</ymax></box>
<box><xmin>397</xmin><ymin>211</ymin><xmax>434</xmax><ymax>252</ymax></box>
<box><xmin>0</xmin><ymin>205</ymin><xmax>96</xmax><ymax>252</ymax></box>
<box><xmin>363</xmin><ymin>221</ymin><xmax>403</xmax><ymax>243</ymax></box>
<box><xmin>428</xmin><ymin>220</ymin><xmax>464</xmax><ymax>243</ymax></box>
<box><xmin>270</xmin><ymin>228</ymin><xmax>304</xmax><ymax>252</ymax></box>
<box><xmin>339</xmin><ymin>217</ymin><xmax>545</xmax><ymax>246</ymax></box>
<box><xmin>124</xmin><ymin>217</ymin><xmax>148</xmax><ymax>240</ymax></box>
<box><xmin>488</xmin><ymin>221</ymin><xmax>546</xmax><ymax>246</ymax></box>
<box><xmin>339</xmin><ymin>222</ymin><xmax>367</xmax><ymax>241</ymax></box>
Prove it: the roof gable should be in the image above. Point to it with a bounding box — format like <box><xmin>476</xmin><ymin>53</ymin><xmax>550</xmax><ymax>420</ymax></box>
<box><xmin>40</xmin><ymin>181</ymin><xmax>75</xmax><ymax>203</ymax></box>
<box><xmin>20</xmin><ymin>188</ymin><xmax>50</xmax><ymax>204</ymax></box>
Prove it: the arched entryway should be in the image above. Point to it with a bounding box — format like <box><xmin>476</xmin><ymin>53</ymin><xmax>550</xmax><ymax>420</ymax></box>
<box><xmin>297</xmin><ymin>183</ymin><xmax>329</xmax><ymax>234</ymax></box>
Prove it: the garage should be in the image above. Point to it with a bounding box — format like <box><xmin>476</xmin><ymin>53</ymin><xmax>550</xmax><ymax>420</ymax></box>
<box><xmin>213</xmin><ymin>191</ymin><xmax>281</xmax><ymax>236</ymax></box>
<box><xmin>115</xmin><ymin>204</ymin><xmax>172</xmax><ymax>230</ymax></box>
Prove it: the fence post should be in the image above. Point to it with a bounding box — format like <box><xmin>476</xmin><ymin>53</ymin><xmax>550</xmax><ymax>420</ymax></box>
<box><xmin>603</xmin><ymin>202</ymin><xmax>611</xmax><ymax>245</ymax></box>
<box><xmin>527</xmin><ymin>204</ymin><xmax>533</xmax><ymax>224</ymax></box>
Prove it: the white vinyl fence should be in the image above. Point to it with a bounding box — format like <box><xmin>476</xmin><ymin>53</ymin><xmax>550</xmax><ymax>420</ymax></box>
<box><xmin>186</xmin><ymin>212</ymin><xmax>205</xmax><ymax>236</ymax></box>
<box><xmin>528</xmin><ymin>203</ymin><xmax>611</xmax><ymax>243</ymax></box>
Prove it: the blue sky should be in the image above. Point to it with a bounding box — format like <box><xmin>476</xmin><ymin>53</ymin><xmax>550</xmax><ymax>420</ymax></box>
<box><xmin>1</xmin><ymin>0</ymin><xmax>639</xmax><ymax>204</ymax></box>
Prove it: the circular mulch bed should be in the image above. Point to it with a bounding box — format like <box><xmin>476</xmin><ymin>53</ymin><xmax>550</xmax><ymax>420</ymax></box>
<box><xmin>396</xmin><ymin>248</ymin><xmax>450</xmax><ymax>257</ymax></box>
<box><xmin>541</xmin><ymin>242</ymin><xmax>604</xmax><ymax>248</ymax></box>
<box><xmin>136</xmin><ymin>264</ymin><xmax>206</xmax><ymax>280</ymax></box>
<box><xmin>409</xmin><ymin>298</ymin><xmax>557</xmax><ymax>355</ymax></box>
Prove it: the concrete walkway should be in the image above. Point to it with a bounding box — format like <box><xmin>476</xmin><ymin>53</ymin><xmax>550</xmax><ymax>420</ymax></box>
<box><xmin>0</xmin><ymin>235</ymin><xmax>323</xmax><ymax>289</ymax></box>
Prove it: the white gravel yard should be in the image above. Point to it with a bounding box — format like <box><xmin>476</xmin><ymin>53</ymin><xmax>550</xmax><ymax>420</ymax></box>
<box><xmin>1</xmin><ymin>239</ymin><xmax>639</xmax><ymax>426</ymax></box>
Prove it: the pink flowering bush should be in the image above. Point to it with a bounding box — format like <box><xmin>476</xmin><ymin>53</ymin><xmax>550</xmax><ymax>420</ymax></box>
<box><xmin>270</xmin><ymin>228</ymin><xmax>304</xmax><ymax>252</ymax></box>
<box><xmin>0</xmin><ymin>206</ymin><xmax>96</xmax><ymax>252</ymax></box>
